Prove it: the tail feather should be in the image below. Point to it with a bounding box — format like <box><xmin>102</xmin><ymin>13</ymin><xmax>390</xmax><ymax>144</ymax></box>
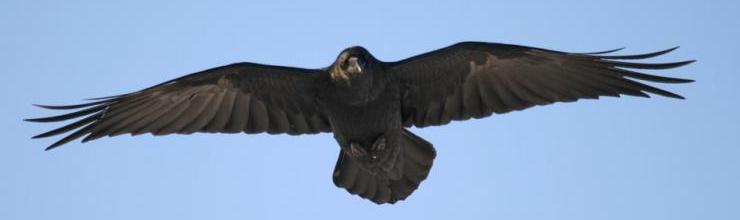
<box><xmin>332</xmin><ymin>129</ymin><xmax>436</xmax><ymax>204</ymax></box>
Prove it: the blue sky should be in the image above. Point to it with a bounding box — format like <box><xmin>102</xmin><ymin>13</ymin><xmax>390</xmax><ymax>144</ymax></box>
<box><xmin>1</xmin><ymin>0</ymin><xmax>738</xmax><ymax>219</ymax></box>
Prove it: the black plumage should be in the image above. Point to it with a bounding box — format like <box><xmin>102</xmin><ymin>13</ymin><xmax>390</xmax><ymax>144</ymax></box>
<box><xmin>27</xmin><ymin>42</ymin><xmax>693</xmax><ymax>204</ymax></box>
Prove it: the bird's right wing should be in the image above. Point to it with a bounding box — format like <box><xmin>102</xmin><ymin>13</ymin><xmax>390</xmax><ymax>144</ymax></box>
<box><xmin>28</xmin><ymin>63</ymin><xmax>333</xmax><ymax>150</ymax></box>
<box><xmin>391</xmin><ymin>42</ymin><xmax>694</xmax><ymax>128</ymax></box>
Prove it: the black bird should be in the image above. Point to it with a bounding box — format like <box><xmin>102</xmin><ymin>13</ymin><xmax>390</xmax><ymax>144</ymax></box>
<box><xmin>27</xmin><ymin>42</ymin><xmax>693</xmax><ymax>204</ymax></box>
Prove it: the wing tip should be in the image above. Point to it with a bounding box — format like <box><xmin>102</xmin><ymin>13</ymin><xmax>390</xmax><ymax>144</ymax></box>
<box><xmin>683</xmin><ymin>59</ymin><xmax>697</xmax><ymax>65</ymax></box>
<box><xmin>31</xmin><ymin>100</ymin><xmax>109</xmax><ymax>110</ymax></box>
<box><xmin>31</xmin><ymin>133</ymin><xmax>47</xmax><ymax>139</ymax></box>
<box><xmin>44</xmin><ymin>139</ymin><xmax>68</xmax><ymax>151</ymax></box>
<box><xmin>605</xmin><ymin>59</ymin><xmax>696</xmax><ymax>70</ymax></box>
<box><xmin>674</xmin><ymin>77</ymin><xmax>695</xmax><ymax>84</ymax></box>
<box><xmin>84</xmin><ymin>94</ymin><xmax>123</xmax><ymax>101</ymax></box>
<box><xmin>24</xmin><ymin>118</ymin><xmax>42</xmax><ymax>123</ymax></box>
<box><xmin>25</xmin><ymin>116</ymin><xmax>62</xmax><ymax>123</ymax></box>
<box><xmin>580</xmin><ymin>47</ymin><xmax>626</xmax><ymax>55</ymax></box>
<box><xmin>594</xmin><ymin>46</ymin><xmax>686</xmax><ymax>60</ymax></box>
<box><xmin>32</xmin><ymin>104</ymin><xmax>57</xmax><ymax>109</ymax></box>
<box><xmin>44</xmin><ymin>144</ymin><xmax>60</xmax><ymax>151</ymax></box>
<box><xmin>658</xmin><ymin>92</ymin><xmax>686</xmax><ymax>100</ymax></box>
<box><xmin>658</xmin><ymin>46</ymin><xmax>681</xmax><ymax>54</ymax></box>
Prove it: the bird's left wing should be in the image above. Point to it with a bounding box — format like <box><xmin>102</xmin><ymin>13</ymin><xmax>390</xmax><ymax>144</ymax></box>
<box><xmin>391</xmin><ymin>42</ymin><xmax>694</xmax><ymax>128</ymax></box>
<box><xmin>28</xmin><ymin>63</ymin><xmax>332</xmax><ymax>150</ymax></box>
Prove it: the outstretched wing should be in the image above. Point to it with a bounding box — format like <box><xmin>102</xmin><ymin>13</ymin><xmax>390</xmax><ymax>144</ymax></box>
<box><xmin>391</xmin><ymin>42</ymin><xmax>694</xmax><ymax>128</ymax></box>
<box><xmin>28</xmin><ymin>63</ymin><xmax>332</xmax><ymax>150</ymax></box>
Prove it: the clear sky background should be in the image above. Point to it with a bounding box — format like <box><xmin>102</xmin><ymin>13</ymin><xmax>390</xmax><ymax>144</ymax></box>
<box><xmin>1</xmin><ymin>0</ymin><xmax>738</xmax><ymax>219</ymax></box>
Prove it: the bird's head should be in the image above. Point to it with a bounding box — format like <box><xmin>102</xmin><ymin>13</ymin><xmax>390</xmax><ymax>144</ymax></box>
<box><xmin>330</xmin><ymin>46</ymin><xmax>375</xmax><ymax>84</ymax></box>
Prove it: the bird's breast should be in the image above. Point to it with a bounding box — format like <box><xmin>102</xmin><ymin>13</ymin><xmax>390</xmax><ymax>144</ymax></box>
<box><xmin>320</xmin><ymin>82</ymin><xmax>402</xmax><ymax>143</ymax></box>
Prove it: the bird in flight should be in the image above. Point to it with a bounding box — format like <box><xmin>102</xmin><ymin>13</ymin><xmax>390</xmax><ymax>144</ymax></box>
<box><xmin>27</xmin><ymin>42</ymin><xmax>693</xmax><ymax>204</ymax></box>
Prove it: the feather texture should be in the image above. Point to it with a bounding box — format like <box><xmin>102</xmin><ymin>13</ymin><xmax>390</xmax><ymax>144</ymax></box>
<box><xmin>28</xmin><ymin>63</ymin><xmax>332</xmax><ymax>150</ymax></box>
<box><xmin>392</xmin><ymin>42</ymin><xmax>693</xmax><ymax>127</ymax></box>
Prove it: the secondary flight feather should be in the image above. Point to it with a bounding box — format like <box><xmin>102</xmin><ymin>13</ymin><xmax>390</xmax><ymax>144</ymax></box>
<box><xmin>27</xmin><ymin>42</ymin><xmax>693</xmax><ymax>204</ymax></box>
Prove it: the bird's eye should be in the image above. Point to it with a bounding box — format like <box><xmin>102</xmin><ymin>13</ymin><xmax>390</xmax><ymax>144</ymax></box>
<box><xmin>340</xmin><ymin>60</ymin><xmax>348</xmax><ymax>69</ymax></box>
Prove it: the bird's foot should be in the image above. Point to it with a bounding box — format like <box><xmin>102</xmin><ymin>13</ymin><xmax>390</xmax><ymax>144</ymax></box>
<box><xmin>367</xmin><ymin>136</ymin><xmax>387</xmax><ymax>161</ymax></box>
<box><xmin>371</xmin><ymin>136</ymin><xmax>386</xmax><ymax>152</ymax></box>
<box><xmin>348</xmin><ymin>136</ymin><xmax>386</xmax><ymax>161</ymax></box>
<box><xmin>349</xmin><ymin>142</ymin><xmax>368</xmax><ymax>158</ymax></box>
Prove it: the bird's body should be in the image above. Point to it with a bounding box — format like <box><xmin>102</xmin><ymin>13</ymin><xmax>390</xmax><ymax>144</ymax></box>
<box><xmin>27</xmin><ymin>42</ymin><xmax>693</xmax><ymax>204</ymax></box>
<box><xmin>321</xmin><ymin>81</ymin><xmax>401</xmax><ymax>157</ymax></box>
<box><xmin>320</xmin><ymin>48</ymin><xmax>399</xmax><ymax>146</ymax></box>
<box><xmin>318</xmin><ymin>49</ymin><xmax>434</xmax><ymax>202</ymax></box>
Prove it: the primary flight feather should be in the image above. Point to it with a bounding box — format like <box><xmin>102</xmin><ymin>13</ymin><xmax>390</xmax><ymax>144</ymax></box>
<box><xmin>27</xmin><ymin>41</ymin><xmax>693</xmax><ymax>204</ymax></box>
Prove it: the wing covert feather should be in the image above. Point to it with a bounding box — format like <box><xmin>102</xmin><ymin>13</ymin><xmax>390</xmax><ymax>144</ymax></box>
<box><xmin>28</xmin><ymin>62</ymin><xmax>332</xmax><ymax>150</ymax></box>
<box><xmin>392</xmin><ymin>42</ymin><xmax>693</xmax><ymax>128</ymax></box>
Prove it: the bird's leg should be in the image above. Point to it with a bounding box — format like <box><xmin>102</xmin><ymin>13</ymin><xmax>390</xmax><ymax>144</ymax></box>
<box><xmin>349</xmin><ymin>142</ymin><xmax>368</xmax><ymax>158</ymax></box>
<box><xmin>369</xmin><ymin>136</ymin><xmax>386</xmax><ymax>160</ymax></box>
<box><xmin>371</xmin><ymin>136</ymin><xmax>386</xmax><ymax>153</ymax></box>
<box><xmin>347</xmin><ymin>136</ymin><xmax>386</xmax><ymax>162</ymax></box>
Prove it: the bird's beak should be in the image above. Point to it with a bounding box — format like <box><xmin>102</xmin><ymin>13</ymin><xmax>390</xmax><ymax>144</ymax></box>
<box><xmin>348</xmin><ymin>57</ymin><xmax>362</xmax><ymax>73</ymax></box>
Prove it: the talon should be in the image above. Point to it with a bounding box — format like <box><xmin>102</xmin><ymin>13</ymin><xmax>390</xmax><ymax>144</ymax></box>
<box><xmin>371</xmin><ymin>136</ymin><xmax>386</xmax><ymax>152</ymax></box>
<box><xmin>349</xmin><ymin>142</ymin><xmax>367</xmax><ymax>158</ymax></box>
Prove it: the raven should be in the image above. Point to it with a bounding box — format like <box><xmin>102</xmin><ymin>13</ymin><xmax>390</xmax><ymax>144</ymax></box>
<box><xmin>27</xmin><ymin>42</ymin><xmax>693</xmax><ymax>204</ymax></box>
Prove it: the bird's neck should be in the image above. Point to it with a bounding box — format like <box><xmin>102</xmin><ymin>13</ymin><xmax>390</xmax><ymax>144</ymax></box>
<box><xmin>332</xmin><ymin>74</ymin><xmax>385</xmax><ymax>106</ymax></box>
